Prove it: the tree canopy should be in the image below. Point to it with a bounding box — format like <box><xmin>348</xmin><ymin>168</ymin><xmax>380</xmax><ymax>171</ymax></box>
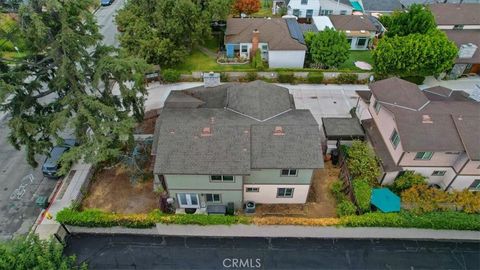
<box><xmin>116</xmin><ymin>0</ymin><xmax>211</xmax><ymax>67</ymax></box>
<box><xmin>233</xmin><ymin>0</ymin><xmax>261</xmax><ymax>15</ymax></box>
<box><xmin>380</xmin><ymin>4</ymin><xmax>436</xmax><ymax>37</ymax></box>
<box><xmin>373</xmin><ymin>30</ymin><xmax>458</xmax><ymax>77</ymax></box>
<box><xmin>0</xmin><ymin>0</ymin><xmax>149</xmax><ymax>174</ymax></box>
<box><xmin>203</xmin><ymin>0</ymin><xmax>233</xmax><ymax>21</ymax></box>
<box><xmin>306</xmin><ymin>28</ymin><xmax>350</xmax><ymax>69</ymax></box>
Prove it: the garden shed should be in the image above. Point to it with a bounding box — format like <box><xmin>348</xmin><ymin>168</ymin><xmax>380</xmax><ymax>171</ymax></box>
<box><xmin>322</xmin><ymin>117</ymin><xmax>365</xmax><ymax>154</ymax></box>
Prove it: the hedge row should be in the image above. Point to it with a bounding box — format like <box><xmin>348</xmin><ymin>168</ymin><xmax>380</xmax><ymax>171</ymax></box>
<box><xmin>57</xmin><ymin>208</ymin><xmax>480</xmax><ymax>231</ymax></box>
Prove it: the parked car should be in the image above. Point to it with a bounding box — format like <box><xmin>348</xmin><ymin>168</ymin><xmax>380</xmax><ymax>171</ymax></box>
<box><xmin>42</xmin><ymin>139</ymin><xmax>77</xmax><ymax>179</ymax></box>
<box><xmin>101</xmin><ymin>0</ymin><xmax>113</xmax><ymax>6</ymax></box>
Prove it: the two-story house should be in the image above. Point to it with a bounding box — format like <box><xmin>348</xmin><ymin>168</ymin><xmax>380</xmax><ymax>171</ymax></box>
<box><xmin>286</xmin><ymin>0</ymin><xmax>353</xmax><ymax>18</ymax></box>
<box><xmin>430</xmin><ymin>3</ymin><xmax>480</xmax><ymax>78</ymax></box>
<box><xmin>359</xmin><ymin>78</ymin><xmax>480</xmax><ymax>191</ymax></box>
<box><xmin>152</xmin><ymin>80</ymin><xmax>324</xmax><ymax>212</ymax></box>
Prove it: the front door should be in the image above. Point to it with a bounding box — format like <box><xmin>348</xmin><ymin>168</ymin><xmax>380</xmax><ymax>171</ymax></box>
<box><xmin>177</xmin><ymin>193</ymin><xmax>200</xmax><ymax>208</ymax></box>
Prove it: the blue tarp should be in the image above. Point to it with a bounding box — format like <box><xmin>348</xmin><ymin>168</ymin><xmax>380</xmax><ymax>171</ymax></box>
<box><xmin>370</xmin><ymin>188</ymin><xmax>400</xmax><ymax>213</ymax></box>
<box><xmin>350</xmin><ymin>1</ymin><xmax>363</xmax><ymax>11</ymax></box>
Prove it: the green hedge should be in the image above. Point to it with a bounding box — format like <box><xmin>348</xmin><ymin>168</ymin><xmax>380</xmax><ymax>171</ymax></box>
<box><xmin>162</xmin><ymin>69</ymin><xmax>181</xmax><ymax>83</ymax></box>
<box><xmin>352</xmin><ymin>179</ymin><xmax>371</xmax><ymax>212</ymax></box>
<box><xmin>336</xmin><ymin>200</ymin><xmax>357</xmax><ymax>217</ymax></box>
<box><xmin>341</xmin><ymin>211</ymin><xmax>480</xmax><ymax>231</ymax></box>
<box><xmin>56</xmin><ymin>208</ymin><xmax>250</xmax><ymax>228</ymax></box>
<box><xmin>307</xmin><ymin>72</ymin><xmax>324</xmax><ymax>83</ymax></box>
<box><xmin>336</xmin><ymin>73</ymin><xmax>358</xmax><ymax>84</ymax></box>
<box><xmin>277</xmin><ymin>72</ymin><xmax>294</xmax><ymax>83</ymax></box>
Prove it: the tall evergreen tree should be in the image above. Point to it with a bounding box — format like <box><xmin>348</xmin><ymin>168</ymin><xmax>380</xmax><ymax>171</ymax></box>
<box><xmin>0</xmin><ymin>0</ymin><xmax>149</xmax><ymax>174</ymax></box>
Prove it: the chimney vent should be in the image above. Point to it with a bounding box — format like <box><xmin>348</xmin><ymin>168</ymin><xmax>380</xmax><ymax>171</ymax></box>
<box><xmin>422</xmin><ymin>114</ymin><xmax>433</xmax><ymax>124</ymax></box>
<box><xmin>201</xmin><ymin>127</ymin><xmax>212</xmax><ymax>137</ymax></box>
<box><xmin>273</xmin><ymin>126</ymin><xmax>285</xmax><ymax>136</ymax></box>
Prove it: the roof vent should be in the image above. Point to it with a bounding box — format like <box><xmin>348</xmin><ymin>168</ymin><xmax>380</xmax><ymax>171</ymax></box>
<box><xmin>169</xmin><ymin>129</ymin><xmax>175</xmax><ymax>134</ymax></box>
<box><xmin>210</xmin><ymin>117</ymin><xmax>215</xmax><ymax>124</ymax></box>
<box><xmin>360</xmin><ymin>30</ymin><xmax>366</xmax><ymax>33</ymax></box>
<box><xmin>273</xmin><ymin>126</ymin><xmax>285</xmax><ymax>136</ymax></box>
<box><xmin>201</xmin><ymin>127</ymin><xmax>212</xmax><ymax>137</ymax></box>
<box><xmin>458</xmin><ymin>115</ymin><xmax>463</xmax><ymax>121</ymax></box>
<box><xmin>422</xmin><ymin>115</ymin><xmax>433</xmax><ymax>124</ymax></box>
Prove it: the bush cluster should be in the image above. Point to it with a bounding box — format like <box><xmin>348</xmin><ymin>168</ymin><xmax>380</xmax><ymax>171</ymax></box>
<box><xmin>307</xmin><ymin>72</ymin><xmax>324</xmax><ymax>83</ymax></box>
<box><xmin>56</xmin><ymin>208</ymin><xmax>250</xmax><ymax>228</ymax></box>
<box><xmin>335</xmin><ymin>73</ymin><xmax>358</xmax><ymax>84</ymax></box>
<box><xmin>245</xmin><ymin>72</ymin><xmax>257</xmax><ymax>82</ymax></box>
<box><xmin>390</xmin><ymin>172</ymin><xmax>426</xmax><ymax>194</ymax></box>
<box><xmin>277</xmin><ymin>72</ymin><xmax>294</xmax><ymax>83</ymax></box>
<box><xmin>352</xmin><ymin>178</ymin><xmax>372</xmax><ymax>213</ymax></box>
<box><xmin>162</xmin><ymin>69</ymin><xmax>181</xmax><ymax>83</ymax></box>
<box><xmin>251</xmin><ymin>50</ymin><xmax>266</xmax><ymax>70</ymax></box>
<box><xmin>336</xmin><ymin>200</ymin><xmax>357</xmax><ymax>217</ymax></box>
<box><xmin>346</xmin><ymin>141</ymin><xmax>380</xmax><ymax>184</ymax></box>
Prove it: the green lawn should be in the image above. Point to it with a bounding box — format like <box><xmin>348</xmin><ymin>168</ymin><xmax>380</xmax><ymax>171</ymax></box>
<box><xmin>173</xmin><ymin>49</ymin><xmax>255</xmax><ymax>73</ymax></box>
<box><xmin>338</xmin><ymin>50</ymin><xmax>374</xmax><ymax>71</ymax></box>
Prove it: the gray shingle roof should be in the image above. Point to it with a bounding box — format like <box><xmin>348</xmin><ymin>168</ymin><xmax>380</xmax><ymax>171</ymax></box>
<box><xmin>362</xmin><ymin>0</ymin><xmax>403</xmax><ymax>12</ymax></box>
<box><xmin>154</xmin><ymin>82</ymin><xmax>324</xmax><ymax>175</ymax></box>
<box><xmin>226</xmin><ymin>81</ymin><xmax>293</xmax><ymax>121</ymax></box>
<box><xmin>370</xmin><ymin>77</ymin><xmax>430</xmax><ymax>110</ymax></box>
<box><xmin>322</xmin><ymin>117</ymin><xmax>365</xmax><ymax>140</ymax></box>
<box><xmin>329</xmin><ymin>15</ymin><xmax>378</xmax><ymax>32</ymax></box>
<box><xmin>430</xmin><ymin>3</ymin><xmax>480</xmax><ymax>25</ymax></box>
<box><xmin>452</xmin><ymin>115</ymin><xmax>480</xmax><ymax>160</ymax></box>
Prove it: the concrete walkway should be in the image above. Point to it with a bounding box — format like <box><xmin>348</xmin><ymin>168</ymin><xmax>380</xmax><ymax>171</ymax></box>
<box><xmin>67</xmin><ymin>224</ymin><xmax>480</xmax><ymax>241</ymax></box>
<box><xmin>422</xmin><ymin>75</ymin><xmax>480</xmax><ymax>93</ymax></box>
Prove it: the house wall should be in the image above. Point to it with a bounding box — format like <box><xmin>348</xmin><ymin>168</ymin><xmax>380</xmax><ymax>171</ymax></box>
<box><xmin>244</xmin><ymin>169</ymin><xmax>313</xmax><ymax>185</ymax></box>
<box><xmin>399</xmin><ymin>152</ymin><xmax>461</xmax><ymax>167</ymax></box>
<box><xmin>437</xmin><ymin>25</ymin><xmax>480</xmax><ymax>30</ymax></box>
<box><xmin>346</xmin><ymin>36</ymin><xmax>370</xmax><ymax>50</ymax></box>
<box><xmin>355</xmin><ymin>97</ymin><xmax>372</xmax><ymax>121</ymax></box>
<box><xmin>460</xmin><ymin>160</ymin><xmax>480</xmax><ymax>175</ymax></box>
<box><xmin>269</xmin><ymin>50</ymin><xmax>306</xmax><ymax>68</ymax></box>
<box><xmin>164</xmin><ymin>174</ymin><xmax>244</xmax><ymax>209</ymax></box>
<box><xmin>448</xmin><ymin>175</ymin><xmax>480</xmax><ymax>191</ymax></box>
<box><xmin>287</xmin><ymin>0</ymin><xmax>352</xmax><ymax>17</ymax></box>
<box><xmin>369</xmin><ymin>95</ymin><xmax>404</xmax><ymax>164</ymax></box>
<box><xmin>453</xmin><ymin>152</ymin><xmax>470</xmax><ymax>172</ymax></box>
<box><xmin>401</xmin><ymin>166</ymin><xmax>456</xmax><ymax>188</ymax></box>
<box><xmin>169</xmin><ymin>189</ymin><xmax>243</xmax><ymax>210</ymax></box>
<box><xmin>381</xmin><ymin>171</ymin><xmax>399</xmax><ymax>185</ymax></box>
<box><xmin>243</xmin><ymin>184</ymin><xmax>310</xmax><ymax>204</ymax></box>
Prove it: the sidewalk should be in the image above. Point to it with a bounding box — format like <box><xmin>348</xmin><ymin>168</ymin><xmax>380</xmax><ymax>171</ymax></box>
<box><xmin>67</xmin><ymin>224</ymin><xmax>480</xmax><ymax>241</ymax></box>
<box><xmin>422</xmin><ymin>75</ymin><xmax>480</xmax><ymax>93</ymax></box>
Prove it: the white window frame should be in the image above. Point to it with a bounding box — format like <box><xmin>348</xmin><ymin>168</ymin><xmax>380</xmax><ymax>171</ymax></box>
<box><xmin>431</xmin><ymin>170</ymin><xmax>446</xmax><ymax>176</ymax></box>
<box><xmin>293</xmin><ymin>9</ymin><xmax>300</xmax><ymax>16</ymax></box>
<box><xmin>246</xmin><ymin>187</ymin><xmax>260</xmax><ymax>192</ymax></box>
<box><xmin>356</xmin><ymin>38</ymin><xmax>367</xmax><ymax>47</ymax></box>
<box><xmin>280</xmin><ymin>169</ymin><xmax>298</xmax><ymax>177</ymax></box>
<box><xmin>177</xmin><ymin>193</ymin><xmax>200</xmax><ymax>208</ymax></box>
<box><xmin>205</xmin><ymin>193</ymin><xmax>222</xmax><ymax>203</ymax></box>
<box><xmin>374</xmin><ymin>100</ymin><xmax>381</xmax><ymax>113</ymax></box>
<box><xmin>301</xmin><ymin>0</ymin><xmax>308</xmax><ymax>4</ymax></box>
<box><xmin>306</xmin><ymin>9</ymin><xmax>313</xmax><ymax>18</ymax></box>
<box><xmin>390</xmin><ymin>129</ymin><xmax>400</xmax><ymax>149</ymax></box>
<box><xmin>415</xmin><ymin>152</ymin><xmax>434</xmax><ymax>160</ymax></box>
<box><xmin>277</xmin><ymin>188</ymin><xmax>294</xmax><ymax>198</ymax></box>
<box><xmin>469</xmin><ymin>179</ymin><xmax>480</xmax><ymax>191</ymax></box>
<box><xmin>210</xmin><ymin>175</ymin><xmax>235</xmax><ymax>182</ymax></box>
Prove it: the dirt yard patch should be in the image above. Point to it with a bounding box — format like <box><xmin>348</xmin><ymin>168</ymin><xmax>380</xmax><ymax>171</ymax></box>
<box><xmin>134</xmin><ymin>109</ymin><xmax>159</xmax><ymax>134</ymax></box>
<box><xmin>81</xmin><ymin>165</ymin><xmax>159</xmax><ymax>214</ymax></box>
<box><xmin>254</xmin><ymin>161</ymin><xmax>340</xmax><ymax>218</ymax></box>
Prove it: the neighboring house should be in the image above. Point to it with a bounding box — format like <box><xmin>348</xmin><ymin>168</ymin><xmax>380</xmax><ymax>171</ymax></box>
<box><xmin>224</xmin><ymin>18</ymin><xmax>307</xmax><ymax>68</ymax></box>
<box><xmin>328</xmin><ymin>15</ymin><xmax>377</xmax><ymax>50</ymax></box>
<box><xmin>152</xmin><ymin>80</ymin><xmax>324</xmax><ymax>212</ymax></box>
<box><xmin>430</xmin><ymin>4</ymin><xmax>480</xmax><ymax>78</ymax></box>
<box><xmin>360</xmin><ymin>0</ymin><xmax>403</xmax><ymax>15</ymax></box>
<box><xmin>360</xmin><ymin>77</ymin><xmax>480</xmax><ymax>191</ymax></box>
<box><xmin>400</xmin><ymin>0</ymin><xmax>480</xmax><ymax>7</ymax></box>
<box><xmin>286</xmin><ymin>0</ymin><xmax>353</xmax><ymax>18</ymax></box>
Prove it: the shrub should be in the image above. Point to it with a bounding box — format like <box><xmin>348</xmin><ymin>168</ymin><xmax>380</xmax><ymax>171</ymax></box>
<box><xmin>336</xmin><ymin>73</ymin><xmax>358</xmax><ymax>84</ymax></box>
<box><xmin>352</xmin><ymin>178</ymin><xmax>372</xmax><ymax>212</ymax></box>
<box><xmin>251</xmin><ymin>50</ymin><xmax>265</xmax><ymax>70</ymax></box>
<box><xmin>56</xmin><ymin>208</ymin><xmax>250</xmax><ymax>228</ymax></box>
<box><xmin>220</xmin><ymin>72</ymin><xmax>229</xmax><ymax>82</ymax></box>
<box><xmin>456</xmin><ymin>190</ymin><xmax>480</xmax><ymax>214</ymax></box>
<box><xmin>162</xmin><ymin>69</ymin><xmax>180</xmax><ymax>83</ymax></box>
<box><xmin>330</xmin><ymin>180</ymin><xmax>346</xmax><ymax>202</ymax></box>
<box><xmin>401</xmin><ymin>76</ymin><xmax>425</xmax><ymax>85</ymax></box>
<box><xmin>390</xmin><ymin>172</ymin><xmax>427</xmax><ymax>194</ymax></box>
<box><xmin>341</xmin><ymin>211</ymin><xmax>480</xmax><ymax>231</ymax></box>
<box><xmin>277</xmin><ymin>72</ymin><xmax>294</xmax><ymax>83</ymax></box>
<box><xmin>245</xmin><ymin>71</ymin><xmax>257</xmax><ymax>81</ymax></box>
<box><xmin>336</xmin><ymin>200</ymin><xmax>357</xmax><ymax>217</ymax></box>
<box><xmin>307</xmin><ymin>72</ymin><xmax>324</xmax><ymax>83</ymax></box>
<box><xmin>347</xmin><ymin>141</ymin><xmax>380</xmax><ymax>184</ymax></box>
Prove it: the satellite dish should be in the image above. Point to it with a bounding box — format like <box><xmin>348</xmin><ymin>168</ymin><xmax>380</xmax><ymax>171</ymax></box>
<box><xmin>469</xmin><ymin>84</ymin><xmax>480</xmax><ymax>102</ymax></box>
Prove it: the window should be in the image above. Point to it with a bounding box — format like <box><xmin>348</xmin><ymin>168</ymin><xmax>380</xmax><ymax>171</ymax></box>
<box><xmin>373</xmin><ymin>100</ymin><xmax>381</xmax><ymax>113</ymax></box>
<box><xmin>241</xmin><ymin>45</ymin><xmax>248</xmax><ymax>53</ymax></box>
<box><xmin>261</xmin><ymin>44</ymin><xmax>268</xmax><ymax>51</ymax></box>
<box><xmin>446</xmin><ymin>152</ymin><xmax>461</xmax><ymax>155</ymax></box>
<box><xmin>356</xmin><ymin>38</ymin><xmax>367</xmax><ymax>47</ymax></box>
<box><xmin>177</xmin><ymin>193</ymin><xmax>200</xmax><ymax>208</ymax></box>
<box><xmin>346</xmin><ymin>38</ymin><xmax>352</xmax><ymax>46</ymax></box>
<box><xmin>340</xmin><ymin>10</ymin><xmax>347</xmax><ymax>15</ymax></box>
<box><xmin>390</xmin><ymin>129</ymin><xmax>400</xmax><ymax>148</ymax></box>
<box><xmin>469</xmin><ymin>179</ymin><xmax>480</xmax><ymax>191</ymax></box>
<box><xmin>205</xmin><ymin>194</ymin><xmax>221</xmax><ymax>203</ymax></box>
<box><xmin>246</xmin><ymin>187</ymin><xmax>259</xmax><ymax>192</ymax></box>
<box><xmin>415</xmin><ymin>152</ymin><xmax>434</xmax><ymax>160</ymax></box>
<box><xmin>293</xmin><ymin>9</ymin><xmax>300</xmax><ymax>16</ymax></box>
<box><xmin>306</xmin><ymin>9</ymin><xmax>313</xmax><ymax>18</ymax></box>
<box><xmin>453</xmin><ymin>24</ymin><xmax>464</xmax><ymax>30</ymax></box>
<box><xmin>281</xmin><ymin>169</ymin><xmax>298</xmax><ymax>176</ymax></box>
<box><xmin>277</xmin><ymin>188</ymin><xmax>294</xmax><ymax>198</ymax></box>
<box><xmin>320</xmin><ymin>9</ymin><xmax>333</xmax><ymax>15</ymax></box>
<box><xmin>432</xmin><ymin>170</ymin><xmax>446</xmax><ymax>176</ymax></box>
<box><xmin>210</xmin><ymin>175</ymin><xmax>235</xmax><ymax>182</ymax></box>
<box><xmin>301</xmin><ymin>0</ymin><xmax>308</xmax><ymax>4</ymax></box>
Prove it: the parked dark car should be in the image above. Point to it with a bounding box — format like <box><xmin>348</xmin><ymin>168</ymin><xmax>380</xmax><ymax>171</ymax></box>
<box><xmin>42</xmin><ymin>139</ymin><xmax>77</xmax><ymax>179</ymax></box>
<box><xmin>101</xmin><ymin>0</ymin><xmax>113</xmax><ymax>6</ymax></box>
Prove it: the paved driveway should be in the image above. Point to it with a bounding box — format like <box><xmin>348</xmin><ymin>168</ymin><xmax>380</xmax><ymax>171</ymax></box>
<box><xmin>64</xmin><ymin>234</ymin><xmax>480</xmax><ymax>270</ymax></box>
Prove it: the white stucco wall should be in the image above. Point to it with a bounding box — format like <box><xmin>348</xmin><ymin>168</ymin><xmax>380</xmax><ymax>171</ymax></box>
<box><xmin>448</xmin><ymin>175</ymin><xmax>480</xmax><ymax>191</ymax></box>
<box><xmin>401</xmin><ymin>167</ymin><xmax>456</xmax><ymax>189</ymax></box>
<box><xmin>243</xmin><ymin>184</ymin><xmax>310</xmax><ymax>204</ymax></box>
<box><xmin>244</xmin><ymin>169</ymin><xmax>313</xmax><ymax>185</ymax></box>
<box><xmin>355</xmin><ymin>97</ymin><xmax>372</xmax><ymax>121</ymax></box>
<box><xmin>268</xmin><ymin>50</ymin><xmax>305</xmax><ymax>68</ymax></box>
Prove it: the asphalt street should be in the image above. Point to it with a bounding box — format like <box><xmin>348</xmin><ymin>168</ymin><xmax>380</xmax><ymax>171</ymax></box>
<box><xmin>0</xmin><ymin>0</ymin><xmax>125</xmax><ymax>240</ymax></box>
<box><xmin>64</xmin><ymin>234</ymin><xmax>480</xmax><ymax>270</ymax></box>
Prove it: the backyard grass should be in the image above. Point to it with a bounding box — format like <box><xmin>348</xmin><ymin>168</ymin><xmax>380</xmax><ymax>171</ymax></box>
<box><xmin>338</xmin><ymin>51</ymin><xmax>374</xmax><ymax>71</ymax></box>
<box><xmin>173</xmin><ymin>49</ymin><xmax>254</xmax><ymax>73</ymax></box>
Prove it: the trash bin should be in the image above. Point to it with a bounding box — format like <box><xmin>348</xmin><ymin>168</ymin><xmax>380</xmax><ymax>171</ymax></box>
<box><xmin>245</xmin><ymin>201</ymin><xmax>256</xmax><ymax>214</ymax></box>
<box><xmin>331</xmin><ymin>149</ymin><xmax>339</xmax><ymax>165</ymax></box>
<box><xmin>226</xmin><ymin>202</ymin><xmax>234</xmax><ymax>216</ymax></box>
<box><xmin>35</xmin><ymin>196</ymin><xmax>48</xmax><ymax>209</ymax></box>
